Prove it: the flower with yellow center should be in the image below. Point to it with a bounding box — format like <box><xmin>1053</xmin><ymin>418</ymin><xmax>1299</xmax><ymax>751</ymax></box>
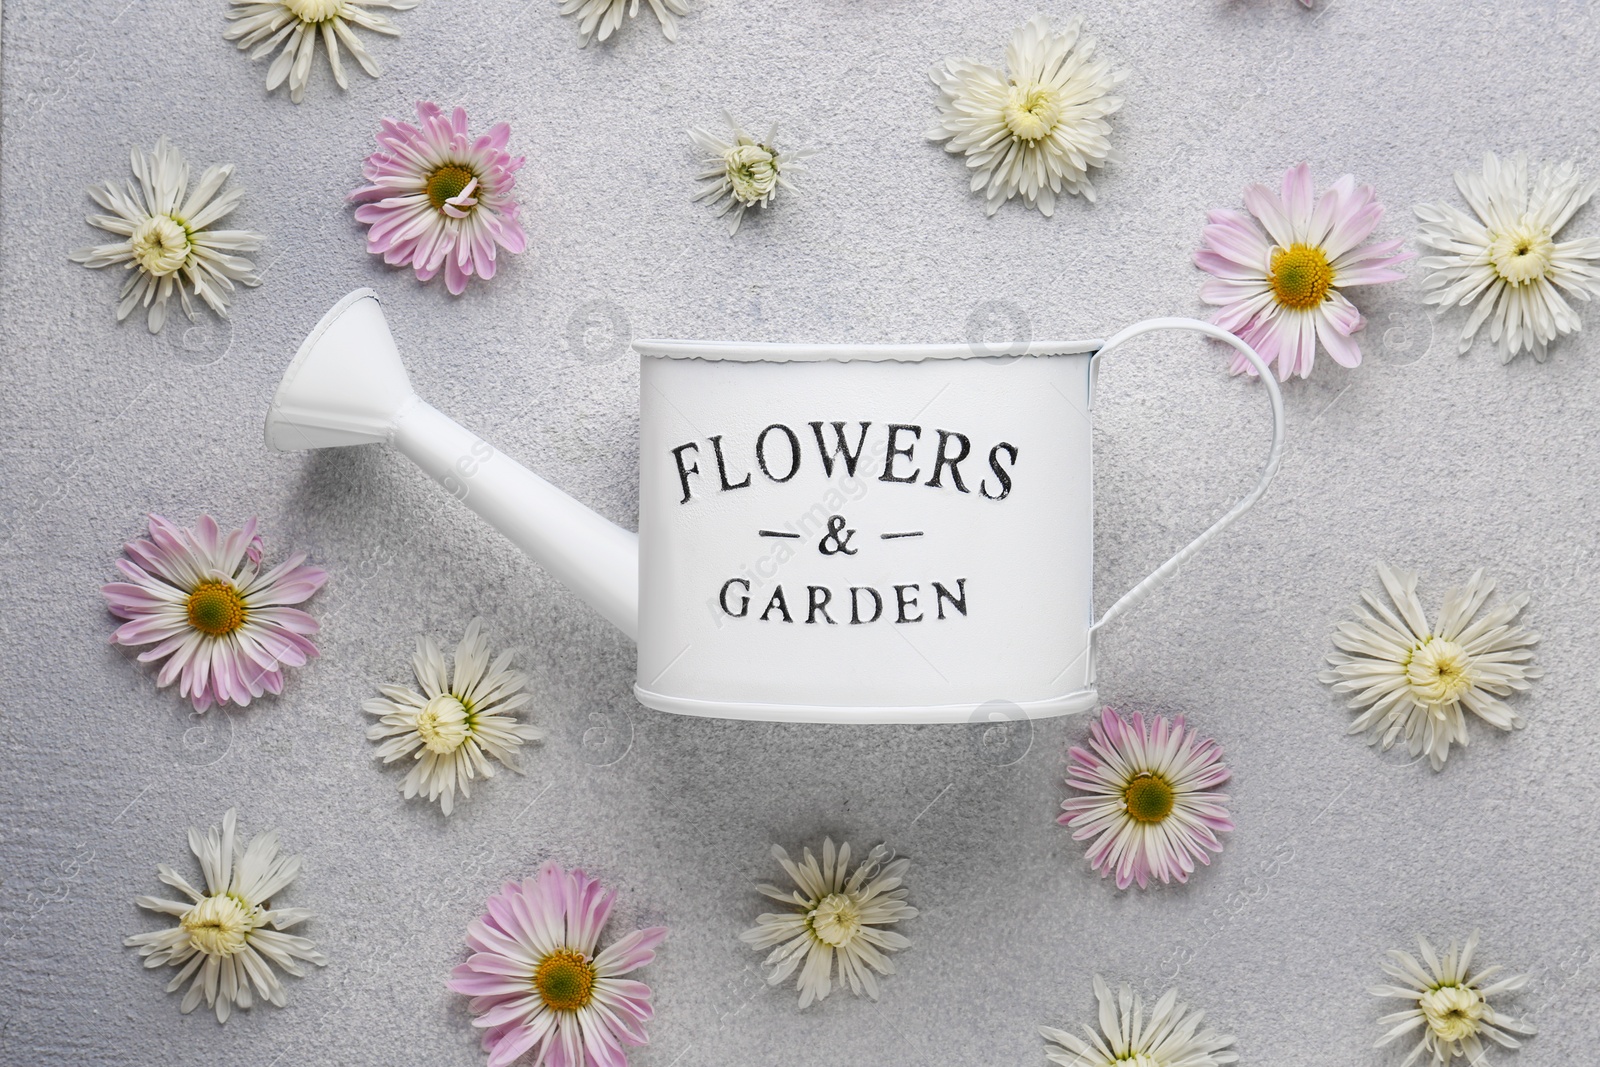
<box><xmin>741</xmin><ymin>839</ymin><xmax>917</xmax><ymax>1009</ymax></box>
<box><xmin>691</xmin><ymin>113</ymin><xmax>812</xmax><ymax>235</ymax></box>
<box><xmin>1041</xmin><ymin>975</ymin><xmax>1238</xmax><ymax>1067</ymax></box>
<box><xmin>1196</xmin><ymin>162</ymin><xmax>1414</xmax><ymax>380</ymax></box>
<box><xmin>533</xmin><ymin>948</ymin><xmax>597</xmax><ymax>1012</ymax></box>
<box><xmin>1321</xmin><ymin>564</ymin><xmax>1541</xmax><ymax>771</ymax></box>
<box><xmin>928</xmin><ymin>15</ymin><xmax>1126</xmax><ymax>216</ymax></box>
<box><xmin>102</xmin><ymin>514</ymin><xmax>326</xmax><ymax>712</ymax></box>
<box><xmin>126</xmin><ymin>809</ymin><xmax>326</xmax><ymax>1023</ymax></box>
<box><xmin>1061</xmin><ymin>708</ymin><xmax>1233</xmax><ymax>891</ymax></box>
<box><xmin>1417</xmin><ymin>151</ymin><xmax>1600</xmax><ymax>362</ymax></box>
<box><xmin>185</xmin><ymin>579</ymin><xmax>248</xmax><ymax>637</ymax></box>
<box><xmin>1121</xmin><ymin>772</ymin><xmax>1176</xmax><ymax>825</ymax></box>
<box><xmin>1372</xmin><ymin>933</ymin><xmax>1535</xmax><ymax>1065</ymax></box>
<box><xmin>71</xmin><ymin>139</ymin><xmax>262</xmax><ymax>333</ymax></box>
<box><xmin>424</xmin><ymin>163</ymin><xmax>480</xmax><ymax>213</ymax></box>
<box><xmin>448</xmin><ymin>862</ymin><xmax>667</xmax><ymax>1067</ymax></box>
<box><xmin>224</xmin><ymin>0</ymin><xmax>418</xmax><ymax>104</ymax></box>
<box><xmin>349</xmin><ymin>101</ymin><xmax>528</xmax><ymax>295</ymax></box>
<box><xmin>1269</xmin><ymin>243</ymin><xmax>1335</xmax><ymax>310</ymax></box>
<box><xmin>364</xmin><ymin>619</ymin><xmax>543</xmax><ymax>815</ymax></box>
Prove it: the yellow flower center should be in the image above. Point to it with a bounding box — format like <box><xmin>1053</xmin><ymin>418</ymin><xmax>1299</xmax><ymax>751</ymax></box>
<box><xmin>1002</xmin><ymin>82</ymin><xmax>1061</xmax><ymax>142</ymax></box>
<box><xmin>533</xmin><ymin>949</ymin><xmax>597</xmax><ymax>1012</ymax></box>
<box><xmin>1419</xmin><ymin>984</ymin><xmax>1486</xmax><ymax>1043</ymax></box>
<box><xmin>1405</xmin><ymin>637</ymin><xmax>1475</xmax><ymax>708</ymax></box>
<box><xmin>284</xmin><ymin>0</ymin><xmax>344</xmax><ymax>22</ymax></box>
<box><xmin>1114</xmin><ymin>1056</ymin><xmax>1160</xmax><ymax>1067</ymax></box>
<box><xmin>425</xmin><ymin>164</ymin><xmax>479</xmax><ymax>211</ymax></box>
<box><xmin>807</xmin><ymin>892</ymin><xmax>863</xmax><ymax>948</ymax></box>
<box><xmin>186</xmin><ymin>580</ymin><xmax>247</xmax><ymax>637</ymax></box>
<box><xmin>1269</xmin><ymin>243</ymin><xmax>1335</xmax><ymax>310</ymax></box>
<box><xmin>180</xmin><ymin>894</ymin><xmax>256</xmax><ymax>957</ymax></box>
<box><xmin>725</xmin><ymin>144</ymin><xmax>779</xmax><ymax>205</ymax></box>
<box><xmin>130</xmin><ymin>215</ymin><xmax>190</xmax><ymax>277</ymax></box>
<box><xmin>415</xmin><ymin>694</ymin><xmax>472</xmax><ymax>754</ymax></box>
<box><xmin>1123</xmin><ymin>773</ymin><xmax>1176</xmax><ymax>824</ymax></box>
<box><xmin>1488</xmin><ymin>218</ymin><xmax>1555</xmax><ymax>286</ymax></box>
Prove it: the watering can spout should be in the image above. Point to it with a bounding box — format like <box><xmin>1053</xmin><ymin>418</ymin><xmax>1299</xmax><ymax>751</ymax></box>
<box><xmin>264</xmin><ymin>289</ymin><xmax>640</xmax><ymax>640</ymax></box>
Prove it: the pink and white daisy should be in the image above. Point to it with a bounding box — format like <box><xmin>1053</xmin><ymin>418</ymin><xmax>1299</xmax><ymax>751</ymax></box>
<box><xmin>448</xmin><ymin>862</ymin><xmax>667</xmax><ymax>1067</ymax></box>
<box><xmin>349</xmin><ymin>101</ymin><xmax>528</xmax><ymax>296</ymax></box>
<box><xmin>1059</xmin><ymin>708</ymin><xmax>1233</xmax><ymax>890</ymax></box>
<box><xmin>102</xmin><ymin>515</ymin><xmax>327</xmax><ymax>713</ymax></box>
<box><xmin>1195</xmin><ymin>162</ymin><xmax>1413</xmax><ymax>380</ymax></box>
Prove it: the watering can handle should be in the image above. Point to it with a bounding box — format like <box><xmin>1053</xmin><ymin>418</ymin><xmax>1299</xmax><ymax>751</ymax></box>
<box><xmin>1086</xmin><ymin>317</ymin><xmax>1285</xmax><ymax>634</ymax></box>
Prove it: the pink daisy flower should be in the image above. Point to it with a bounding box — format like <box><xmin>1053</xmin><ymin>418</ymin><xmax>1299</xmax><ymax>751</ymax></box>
<box><xmin>448</xmin><ymin>862</ymin><xmax>667</xmax><ymax>1067</ymax></box>
<box><xmin>102</xmin><ymin>514</ymin><xmax>327</xmax><ymax>712</ymax></box>
<box><xmin>349</xmin><ymin>101</ymin><xmax>528</xmax><ymax>296</ymax></box>
<box><xmin>1059</xmin><ymin>708</ymin><xmax>1233</xmax><ymax>890</ymax></box>
<box><xmin>1195</xmin><ymin>162</ymin><xmax>1413</xmax><ymax>380</ymax></box>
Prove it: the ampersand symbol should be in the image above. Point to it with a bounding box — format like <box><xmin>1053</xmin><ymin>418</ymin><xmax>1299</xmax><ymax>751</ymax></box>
<box><xmin>817</xmin><ymin>514</ymin><xmax>858</xmax><ymax>556</ymax></box>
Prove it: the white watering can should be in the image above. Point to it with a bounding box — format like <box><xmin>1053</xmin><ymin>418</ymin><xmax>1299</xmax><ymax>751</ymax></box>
<box><xmin>266</xmin><ymin>289</ymin><xmax>1283</xmax><ymax>724</ymax></box>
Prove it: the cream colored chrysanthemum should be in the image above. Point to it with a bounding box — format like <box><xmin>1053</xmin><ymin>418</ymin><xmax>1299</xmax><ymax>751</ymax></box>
<box><xmin>927</xmin><ymin>14</ymin><xmax>1126</xmax><ymax>216</ymax></box>
<box><xmin>740</xmin><ymin>839</ymin><xmax>916</xmax><ymax>1009</ymax></box>
<box><xmin>1319</xmin><ymin>564</ymin><xmax>1540</xmax><ymax>771</ymax></box>
<box><xmin>70</xmin><ymin>138</ymin><xmax>262</xmax><ymax>334</ymax></box>
<box><xmin>1040</xmin><ymin>975</ymin><xmax>1237</xmax><ymax>1067</ymax></box>
<box><xmin>225</xmin><ymin>0</ymin><xmax>418</xmax><ymax>104</ymax></box>
<box><xmin>690</xmin><ymin>113</ymin><xmax>813</xmax><ymax>235</ymax></box>
<box><xmin>364</xmin><ymin>619</ymin><xmax>542</xmax><ymax>814</ymax></box>
<box><xmin>125</xmin><ymin>809</ymin><xmax>326</xmax><ymax>1023</ymax></box>
<box><xmin>1415</xmin><ymin>152</ymin><xmax>1600</xmax><ymax>362</ymax></box>
<box><xmin>1371</xmin><ymin>933</ymin><xmax>1535</xmax><ymax>1066</ymax></box>
<box><xmin>559</xmin><ymin>0</ymin><xmax>687</xmax><ymax>46</ymax></box>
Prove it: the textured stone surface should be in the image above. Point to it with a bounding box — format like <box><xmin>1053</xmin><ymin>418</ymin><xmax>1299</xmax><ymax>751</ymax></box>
<box><xmin>3</xmin><ymin>1</ymin><xmax>1598</xmax><ymax>1064</ymax></box>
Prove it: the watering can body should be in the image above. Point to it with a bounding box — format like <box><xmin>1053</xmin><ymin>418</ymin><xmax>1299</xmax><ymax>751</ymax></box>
<box><xmin>267</xmin><ymin>290</ymin><xmax>1282</xmax><ymax>724</ymax></box>
<box><xmin>635</xmin><ymin>341</ymin><xmax>1098</xmax><ymax>722</ymax></box>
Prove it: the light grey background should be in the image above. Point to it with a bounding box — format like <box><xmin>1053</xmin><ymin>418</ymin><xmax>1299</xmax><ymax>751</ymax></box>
<box><xmin>2</xmin><ymin>0</ymin><xmax>1597</xmax><ymax>1064</ymax></box>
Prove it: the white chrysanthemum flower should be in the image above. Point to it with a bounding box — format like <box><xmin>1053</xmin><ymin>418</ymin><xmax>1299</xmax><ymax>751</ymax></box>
<box><xmin>926</xmin><ymin>14</ymin><xmax>1126</xmax><ymax>217</ymax></box>
<box><xmin>70</xmin><ymin>138</ymin><xmax>262</xmax><ymax>334</ymax></box>
<box><xmin>1371</xmin><ymin>933</ymin><xmax>1535</xmax><ymax>1066</ymax></box>
<box><xmin>559</xmin><ymin>0</ymin><xmax>687</xmax><ymax>46</ymax></box>
<box><xmin>1040</xmin><ymin>975</ymin><xmax>1238</xmax><ymax>1067</ymax></box>
<box><xmin>740</xmin><ymin>839</ymin><xmax>916</xmax><ymax>1009</ymax></box>
<box><xmin>690</xmin><ymin>113</ymin><xmax>813</xmax><ymax>235</ymax></box>
<box><xmin>363</xmin><ymin>618</ymin><xmax>543</xmax><ymax>815</ymax></box>
<box><xmin>125</xmin><ymin>809</ymin><xmax>326</xmax><ymax>1023</ymax></box>
<box><xmin>1319</xmin><ymin>564</ymin><xmax>1540</xmax><ymax>771</ymax></box>
<box><xmin>1415</xmin><ymin>152</ymin><xmax>1600</xmax><ymax>362</ymax></box>
<box><xmin>224</xmin><ymin>0</ymin><xmax>418</xmax><ymax>104</ymax></box>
